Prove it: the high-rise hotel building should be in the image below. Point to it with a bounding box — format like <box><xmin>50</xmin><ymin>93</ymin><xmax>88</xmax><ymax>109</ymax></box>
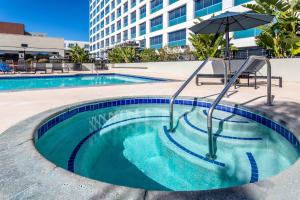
<box><xmin>89</xmin><ymin>0</ymin><xmax>258</xmax><ymax>58</ymax></box>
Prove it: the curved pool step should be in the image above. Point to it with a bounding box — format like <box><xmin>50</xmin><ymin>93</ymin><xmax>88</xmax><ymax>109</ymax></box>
<box><xmin>123</xmin><ymin>132</ymin><xmax>193</xmax><ymax>190</ymax></box>
<box><xmin>180</xmin><ymin>112</ymin><xmax>267</xmax><ymax>140</ymax></box>
<box><xmin>202</xmin><ymin>110</ymin><xmax>250</xmax><ymax>124</ymax></box>
<box><xmin>184</xmin><ymin>109</ymin><xmax>270</xmax><ymax>135</ymax></box>
<box><xmin>160</xmin><ymin>126</ymin><xmax>255</xmax><ymax>186</ymax></box>
<box><xmin>181</xmin><ymin>114</ymin><xmax>263</xmax><ymax>142</ymax></box>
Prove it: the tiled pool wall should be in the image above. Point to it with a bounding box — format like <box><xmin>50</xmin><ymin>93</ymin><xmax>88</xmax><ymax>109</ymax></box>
<box><xmin>34</xmin><ymin>97</ymin><xmax>300</xmax><ymax>153</ymax></box>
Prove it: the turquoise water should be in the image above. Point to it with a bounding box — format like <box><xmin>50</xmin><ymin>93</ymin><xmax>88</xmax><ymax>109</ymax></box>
<box><xmin>0</xmin><ymin>74</ymin><xmax>162</xmax><ymax>91</ymax></box>
<box><xmin>36</xmin><ymin>104</ymin><xmax>299</xmax><ymax>191</ymax></box>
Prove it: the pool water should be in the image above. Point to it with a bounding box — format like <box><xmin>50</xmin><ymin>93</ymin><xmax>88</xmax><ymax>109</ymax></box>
<box><xmin>0</xmin><ymin>74</ymin><xmax>163</xmax><ymax>91</ymax></box>
<box><xmin>35</xmin><ymin>99</ymin><xmax>300</xmax><ymax>191</ymax></box>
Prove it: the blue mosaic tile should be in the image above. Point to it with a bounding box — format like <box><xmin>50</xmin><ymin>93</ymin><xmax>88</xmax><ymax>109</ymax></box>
<box><xmin>246</xmin><ymin>152</ymin><xmax>259</xmax><ymax>183</ymax></box>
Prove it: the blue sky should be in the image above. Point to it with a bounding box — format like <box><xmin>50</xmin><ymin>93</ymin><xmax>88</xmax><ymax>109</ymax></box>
<box><xmin>0</xmin><ymin>0</ymin><xmax>89</xmax><ymax>41</ymax></box>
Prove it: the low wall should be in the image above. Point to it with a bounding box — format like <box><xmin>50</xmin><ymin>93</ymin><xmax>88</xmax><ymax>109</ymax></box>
<box><xmin>108</xmin><ymin>58</ymin><xmax>300</xmax><ymax>82</ymax></box>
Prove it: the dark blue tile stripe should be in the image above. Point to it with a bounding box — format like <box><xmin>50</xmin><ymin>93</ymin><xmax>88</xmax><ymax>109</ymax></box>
<box><xmin>202</xmin><ymin>110</ymin><xmax>249</xmax><ymax>124</ymax></box>
<box><xmin>246</xmin><ymin>152</ymin><xmax>259</xmax><ymax>183</ymax></box>
<box><xmin>67</xmin><ymin>115</ymin><xmax>169</xmax><ymax>172</ymax></box>
<box><xmin>36</xmin><ymin>97</ymin><xmax>300</xmax><ymax>153</ymax></box>
<box><xmin>163</xmin><ymin>126</ymin><xmax>225</xmax><ymax>167</ymax></box>
<box><xmin>184</xmin><ymin>114</ymin><xmax>263</xmax><ymax>141</ymax></box>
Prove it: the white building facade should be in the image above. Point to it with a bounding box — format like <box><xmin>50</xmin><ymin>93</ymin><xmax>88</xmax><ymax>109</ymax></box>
<box><xmin>89</xmin><ymin>0</ymin><xmax>258</xmax><ymax>58</ymax></box>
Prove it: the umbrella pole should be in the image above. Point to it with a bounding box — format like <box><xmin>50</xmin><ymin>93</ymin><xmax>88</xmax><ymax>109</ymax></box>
<box><xmin>225</xmin><ymin>27</ymin><xmax>230</xmax><ymax>98</ymax></box>
<box><xmin>225</xmin><ymin>28</ymin><xmax>230</xmax><ymax>80</ymax></box>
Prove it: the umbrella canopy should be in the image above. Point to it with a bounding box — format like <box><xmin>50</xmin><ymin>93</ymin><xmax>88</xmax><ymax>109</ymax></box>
<box><xmin>190</xmin><ymin>11</ymin><xmax>274</xmax><ymax>34</ymax></box>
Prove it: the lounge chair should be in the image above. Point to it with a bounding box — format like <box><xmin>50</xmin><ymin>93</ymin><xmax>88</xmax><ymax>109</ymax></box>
<box><xmin>0</xmin><ymin>63</ymin><xmax>12</xmax><ymax>73</ymax></box>
<box><xmin>52</xmin><ymin>63</ymin><xmax>66</xmax><ymax>73</ymax></box>
<box><xmin>14</xmin><ymin>60</ymin><xmax>27</xmax><ymax>73</ymax></box>
<box><xmin>233</xmin><ymin>59</ymin><xmax>283</xmax><ymax>89</ymax></box>
<box><xmin>196</xmin><ymin>59</ymin><xmax>282</xmax><ymax>88</ymax></box>
<box><xmin>35</xmin><ymin>63</ymin><xmax>47</xmax><ymax>74</ymax></box>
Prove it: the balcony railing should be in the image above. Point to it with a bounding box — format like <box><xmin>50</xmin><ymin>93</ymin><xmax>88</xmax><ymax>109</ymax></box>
<box><xmin>150</xmin><ymin>44</ymin><xmax>162</xmax><ymax>49</ymax></box>
<box><xmin>195</xmin><ymin>2</ymin><xmax>222</xmax><ymax>18</ymax></box>
<box><xmin>168</xmin><ymin>39</ymin><xmax>186</xmax><ymax>47</ymax></box>
<box><xmin>169</xmin><ymin>15</ymin><xmax>186</xmax><ymax>27</ymax></box>
<box><xmin>151</xmin><ymin>24</ymin><xmax>163</xmax><ymax>32</ymax></box>
<box><xmin>235</xmin><ymin>0</ymin><xmax>252</xmax><ymax>6</ymax></box>
<box><xmin>234</xmin><ymin>28</ymin><xmax>261</xmax><ymax>39</ymax></box>
<box><xmin>151</xmin><ymin>4</ymin><xmax>163</xmax><ymax>14</ymax></box>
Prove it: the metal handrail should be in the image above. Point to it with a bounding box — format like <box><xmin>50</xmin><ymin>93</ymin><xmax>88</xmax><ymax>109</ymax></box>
<box><xmin>169</xmin><ymin>57</ymin><xmax>228</xmax><ymax>131</ymax></box>
<box><xmin>206</xmin><ymin>56</ymin><xmax>272</xmax><ymax>160</ymax></box>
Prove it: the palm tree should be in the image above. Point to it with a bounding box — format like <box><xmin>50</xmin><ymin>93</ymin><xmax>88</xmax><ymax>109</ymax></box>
<box><xmin>108</xmin><ymin>46</ymin><xmax>137</xmax><ymax>63</ymax></box>
<box><xmin>244</xmin><ymin>0</ymin><xmax>300</xmax><ymax>57</ymax></box>
<box><xmin>70</xmin><ymin>44</ymin><xmax>89</xmax><ymax>69</ymax></box>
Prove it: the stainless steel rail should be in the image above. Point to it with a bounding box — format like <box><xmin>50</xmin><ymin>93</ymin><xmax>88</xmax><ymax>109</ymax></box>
<box><xmin>169</xmin><ymin>57</ymin><xmax>228</xmax><ymax>131</ymax></box>
<box><xmin>206</xmin><ymin>56</ymin><xmax>272</xmax><ymax>160</ymax></box>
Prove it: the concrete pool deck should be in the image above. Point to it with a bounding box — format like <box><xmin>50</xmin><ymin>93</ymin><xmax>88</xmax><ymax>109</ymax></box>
<box><xmin>0</xmin><ymin>70</ymin><xmax>300</xmax><ymax>199</ymax></box>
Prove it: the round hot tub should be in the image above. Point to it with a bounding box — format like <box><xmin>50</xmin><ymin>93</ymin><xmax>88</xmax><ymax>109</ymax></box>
<box><xmin>34</xmin><ymin>97</ymin><xmax>300</xmax><ymax>191</ymax></box>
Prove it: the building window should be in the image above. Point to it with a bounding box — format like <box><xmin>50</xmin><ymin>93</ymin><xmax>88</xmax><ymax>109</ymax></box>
<box><xmin>140</xmin><ymin>39</ymin><xmax>146</xmax><ymax>48</ymax></box>
<box><xmin>105</xmin><ymin>5</ymin><xmax>110</xmax><ymax>15</ymax></box>
<box><xmin>123</xmin><ymin>2</ymin><xmax>128</xmax><ymax>13</ymax></box>
<box><xmin>131</xmin><ymin>11</ymin><xmax>136</xmax><ymax>23</ymax></box>
<box><xmin>111</xmin><ymin>24</ymin><xmax>115</xmax><ymax>33</ymax></box>
<box><xmin>105</xmin><ymin>27</ymin><xmax>110</xmax><ymax>36</ymax></box>
<box><xmin>123</xmin><ymin>16</ymin><xmax>128</xmax><ymax>27</ymax></box>
<box><xmin>117</xmin><ymin>33</ymin><xmax>121</xmax><ymax>42</ymax></box>
<box><xmin>111</xmin><ymin>35</ymin><xmax>115</xmax><ymax>44</ymax></box>
<box><xmin>168</xmin><ymin>29</ymin><xmax>186</xmax><ymax>47</ymax></box>
<box><xmin>150</xmin><ymin>0</ymin><xmax>163</xmax><ymax>14</ymax></box>
<box><xmin>139</xmin><ymin>22</ymin><xmax>146</xmax><ymax>36</ymax></box>
<box><xmin>131</xmin><ymin>0</ymin><xmax>136</xmax><ymax>8</ymax></box>
<box><xmin>117</xmin><ymin>20</ymin><xmax>122</xmax><ymax>30</ymax></box>
<box><xmin>117</xmin><ymin>7</ymin><xmax>122</xmax><ymax>17</ymax></box>
<box><xmin>105</xmin><ymin>38</ymin><xmax>110</xmax><ymax>47</ymax></box>
<box><xmin>150</xmin><ymin>15</ymin><xmax>163</xmax><ymax>32</ymax></box>
<box><xmin>111</xmin><ymin>0</ymin><xmax>115</xmax><ymax>9</ymax></box>
<box><xmin>169</xmin><ymin>5</ymin><xmax>186</xmax><ymax>27</ymax></box>
<box><xmin>131</xmin><ymin>26</ymin><xmax>136</xmax><ymax>39</ymax></box>
<box><xmin>140</xmin><ymin>5</ymin><xmax>146</xmax><ymax>19</ymax></box>
<box><xmin>111</xmin><ymin>12</ymin><xmax>115</xmax><ymax>21</ymax></box>
<box><xmin>105</xmin><ymin>16</ymin><xmax>110</xmax><ymax>25</ymax></box>
<box><xmin>150</xmin><ymin>35</ymin><xmax>163</xmax><ymax>49</ymax></box>
<box><xmin>195</xmin><ymin>0</ymin><xmax>222</xmax><ymax>18</ymax></box>
<box><xmin>123</xmin><ymin>30</ymin><xmax>128</xmax><ymax>41</ymax></box>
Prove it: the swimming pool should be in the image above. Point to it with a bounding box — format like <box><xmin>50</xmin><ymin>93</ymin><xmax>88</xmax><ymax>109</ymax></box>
<box><xmin>35</xmin><ymin>97</ymin><xmax>300</xmax><ymax>191</ymax></box>
<box><xmin>0</xmin><ymin>74</ymin><xmax>165</xmax><ymax>91</ymax></box>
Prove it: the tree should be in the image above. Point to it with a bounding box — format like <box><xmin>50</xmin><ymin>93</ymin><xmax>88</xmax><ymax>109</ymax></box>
<box><xmin>108</xmin><ymin>46</ymin><xmax>137</xmax><ymax>63</ymax></box>
<box><xmin>244</xmin><ymin>0</ymin><xmax>300</xmax><ymax>57</ymax></box>
<box><xmin>188</xmin><ymin>18</ymin><xmax>230</xmax><ymax>61</ymax></box>
<box><xmin>139</xmin><ymin>48</ymin><xmax>159</xmax><ymax>62</ymax></box>
<box><xmin>70</xmin><ymin>44</ymin><xmax>89</xmax><ymax>64</ymax></box>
